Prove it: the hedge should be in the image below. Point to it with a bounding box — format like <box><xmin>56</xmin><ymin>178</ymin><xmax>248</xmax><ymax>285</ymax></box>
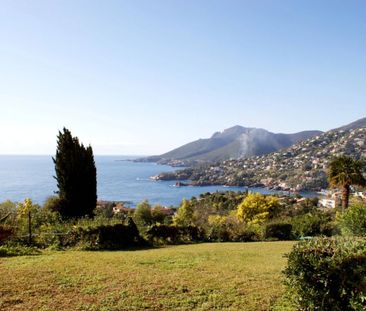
<box><xmin>284</xmin><ymin>237</ymin><xmax>366</xmax><ymax>310</ymax></box>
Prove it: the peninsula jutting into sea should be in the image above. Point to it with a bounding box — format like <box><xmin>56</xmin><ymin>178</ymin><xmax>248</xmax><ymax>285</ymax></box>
<box><xmin>147</xmin><ymin>118</ymin><xmax>366</xmax><ymax>192</ymax></box>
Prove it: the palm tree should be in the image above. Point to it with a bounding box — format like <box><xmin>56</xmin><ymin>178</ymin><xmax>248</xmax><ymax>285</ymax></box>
<box><xmin>327</xmin><ymin>155</ymin><xmax>366</xmax><ymax>210</ymax></box>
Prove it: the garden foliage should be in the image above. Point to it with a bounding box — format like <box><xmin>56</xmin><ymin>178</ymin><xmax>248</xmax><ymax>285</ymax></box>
<box><xmin>65</xmin><ymin>220</ymin><xmax>142</xmax><ymax>250</ymax></box>
<box><xmin>284</xmin><ymin>237</ymin><xmax>366</xmax><ymax>310</ymax></box>
<box><xmin>337</xmin><ymin>202</ymin><xmax>366</xmax><ymax>236</ymax></box>
<box><xmin>146</xmin><ymin>224</ymin><xmax>203</xmax><ymax>244</ymax></box>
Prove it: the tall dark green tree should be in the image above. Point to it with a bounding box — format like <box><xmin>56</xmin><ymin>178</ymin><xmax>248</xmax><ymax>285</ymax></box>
<box><xmin>53</xmin><ymin>128</ymin><xmax>97</xmax><ymax>218</ymax></box>
<box><xmin>327</xmin><ymin>155</ymin><xmax>366</xmax><ymax>210</ymax></box>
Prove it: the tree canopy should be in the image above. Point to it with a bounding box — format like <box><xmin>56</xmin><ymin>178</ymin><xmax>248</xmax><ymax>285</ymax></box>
<box><xmin>173</xmin><ymin>199</ymin><xmax>194</xmax><ymax>226</ymax></box>
<box><xmin>53</xmin><ymin>128</ymin><xmax>97</xmax><ymax>218</ymax></box>
<box><xmin>237</xmin><ymin>192</ymin><xmax>280</xmax><ymax>226</ymax></box>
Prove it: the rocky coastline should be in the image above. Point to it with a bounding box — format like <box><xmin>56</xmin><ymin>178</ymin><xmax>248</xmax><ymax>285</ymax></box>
<box><xmin>151</xmin><ymin>127</ymin><xmax>366</xmax><ymax>192</ymax></box>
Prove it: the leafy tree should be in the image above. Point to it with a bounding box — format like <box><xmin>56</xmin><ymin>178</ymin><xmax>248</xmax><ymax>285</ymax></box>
<box><xmin>236</xmin><ymin>193</ymin><xmax>279</xmax><ymax>226</ymax></box>
<box><xmin>151</xmin><ymin>204</ymin><xmax>168</xmax><ymax>224</ymax></box>
<box><xmin>0</xmin><ymin>200</ymin><xmax>17</xmax><ymax>225</ymax></box>
<box><xmin>133</xmin><ymin>200</ymin><xmax>153</xmax><ymax>230</ymax></box>
<box><xmin>327</xmin><ymin>155</ymin><xmax>366</xmax><ymax>210</ymax></box>
<box><xmin>53</xmin><ymin>128</ymin><xmax>97</xmax><ymax>218</ymax></box>
<box><xmin>207</xmin><ymin>215</ymin><xmax>231</xmax><ymax>241</ymax></box>
<box><xmin>173</xmin><ymin>199</ymin><xmax>194</xmax><ymax>226</ymax></box>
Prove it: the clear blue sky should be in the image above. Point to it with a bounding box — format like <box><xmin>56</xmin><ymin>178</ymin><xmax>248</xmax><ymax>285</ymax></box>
<box><xmin>1</xmin><ymin>0</ymin><xmax>365</xmax><ymax>155</ymax></box>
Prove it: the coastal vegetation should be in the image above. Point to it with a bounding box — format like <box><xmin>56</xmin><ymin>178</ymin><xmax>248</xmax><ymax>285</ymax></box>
<box><xmin>1</xmin><ymin>185</ymin><xmax>365</xmax><ymax>251</ymax></box>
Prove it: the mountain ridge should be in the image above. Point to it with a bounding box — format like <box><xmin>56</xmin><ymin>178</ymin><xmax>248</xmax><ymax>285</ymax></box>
<box><xmin>137</xmin><ymin>125</ymin><xmax>322</xmax><ymax>166</ymax></box>
<box><xmin>153</xmin><ymin>117</ymin><xmax>366</xmax><ymax>191</ymax></box>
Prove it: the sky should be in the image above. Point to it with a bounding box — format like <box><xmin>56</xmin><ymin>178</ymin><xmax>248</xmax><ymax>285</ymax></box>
<box><xmin>0</xmin><ymin>0</ymin><xmax>365</xmax><ymax>155</ymax></box>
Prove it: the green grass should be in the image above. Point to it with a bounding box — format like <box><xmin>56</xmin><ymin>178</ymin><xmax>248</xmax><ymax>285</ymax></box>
<box><xmin>0</xmin><ymin>242</ymin><xmax>294</xmax><ymax>310</ymax></box>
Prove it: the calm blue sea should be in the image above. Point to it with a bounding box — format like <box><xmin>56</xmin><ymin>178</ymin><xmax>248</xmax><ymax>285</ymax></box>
<box><xmin>0</xmin><ymin>155</ymin><xmax>301</xmax><ymax>207</ymax></box>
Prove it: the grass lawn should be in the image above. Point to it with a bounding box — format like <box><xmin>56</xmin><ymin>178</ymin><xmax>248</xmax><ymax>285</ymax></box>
<box><xmin>0</xmin><ymin>242</ymin><xmax>294</xmax><ymax>311</ymax></box>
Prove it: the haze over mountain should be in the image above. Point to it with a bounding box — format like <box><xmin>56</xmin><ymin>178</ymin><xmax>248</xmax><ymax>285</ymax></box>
<box><xmin>139</xmin><ymin>126</ymin><xmax>322</xmax><ymax>165</ymax></box>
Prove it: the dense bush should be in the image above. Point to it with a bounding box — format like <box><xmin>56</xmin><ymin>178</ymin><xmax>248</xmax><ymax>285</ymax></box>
<box><xmin>337</xmin><ymin>203</ymin><xmax>366</xmax><ymax>236</ymax></box>
<box><xmin>65</xmin><ymin>220</ymin><xmax>142</xmax><ymax>250</ymax></box>
<box><xmin>291</xmin><ymin>212</ymin><xmax>335</xmax><ymax>238</ymax></box>
<box><xmin>146</xmin><ymin>225</ymin><xmax>203</xmax><ymax>244</ymax></box>
<box><xmin>264</xmin><ymin>222</ymin><xmax>293</xmax><ymax>240</ymax></box>
<box><xmin>206</xmin><ymin>215</ymin><xmax>232</xmax><ymax>242</ymax></box>
<box><xmin>230</xmin><ymin>227</ymin><xmax>260</xmax><ymax>242</ymax></box>
<box><xmin>43</xmin><ymin>196</ymin><xmax>64</xmax><ymax>213</ymax></box>
<box><xmin>0</xmin><ymin>225</ymin><xmax>15</xmax><ymax>244</ymax></box>
<box><xmin>15</xmin><ymin>199</ymin><xmax>62</xmax><ymax>246</ymax></box>
<box><xmin>284</xmin><ymin>237</ymin><xmax>366</xmax><ymax>310</ymax></box>
<box><xmin>133</xmin><ymin>200</ymin><xmax>173</xmax><ymax>234</ymax></box>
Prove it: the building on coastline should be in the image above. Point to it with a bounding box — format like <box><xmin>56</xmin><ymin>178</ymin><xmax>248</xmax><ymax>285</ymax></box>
<box><xmin>318</xmin><ymin>198</ymin><xmax>337</xmax><ymax>209</ymax></box>
<box><xmin>318</xmin><ymin>191</ymin><xmax>342</xmax><ymax>209</ymax></box>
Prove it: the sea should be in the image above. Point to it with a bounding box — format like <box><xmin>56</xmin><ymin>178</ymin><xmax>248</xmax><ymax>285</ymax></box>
<box><xmin>0</xmin><ymin>155</ymin><xmax>309</xmax><ymax>207</ymax></box>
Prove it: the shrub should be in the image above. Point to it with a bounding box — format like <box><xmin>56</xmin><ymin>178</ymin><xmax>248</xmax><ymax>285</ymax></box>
<box><xmin>284</xmin><ymin>237</ymin><xmax>366</xmax><ymax>310</ymax></box>
<box><xmin>337</xmin><ymin>203</ymin><xmax>366</xmax><ymax>236</ymax></box>
<box><xmin>146</xmin><ymin>225</ymin><xmax>203</xmax><ymax>244</ymax></box>
<box><xmin>291</xmin><ymin>212</ymin><xmax>334</xmax><ymax>238</ymax></box>
<box><xmin>0</xmin><ymin>225</ymin><xmax>15</xmax><ymax>244</ymax></box>
<box><xmin>65</xmin><ymin>221</ymin><xmax>142</xmax><ymax>250</ymax></box>
<box><xmin>230</xmin><ymin>224</ymin><xmax>261</xmax><ymax>242</ymax></box>
<box><xmin>264</xmin><ymin>222</ymin><xmax>293</xmax><ymax>240</ymax></box>
<box><xmin>206</xmin><ymin>215</ymin><xmax>231</xmax><ymax>242</ymax></box>
<box><xmin>43</xmin><ymin>196</ymin><xmax>63</xmax><ymax>213</ymax></box>
<box><xmin>0</xmin><ymin>244</ymin><xmax>40</xmax><ymax>257</ymax></box>
<box><xmin>15</xmin><ymin>198</ymin><xmax>62</xmax><ymax>246</ymax></box>
<box><xmin>33</xmin><ymin>222</ymin><xmax>69</xmax><ymax>249</ymax></box>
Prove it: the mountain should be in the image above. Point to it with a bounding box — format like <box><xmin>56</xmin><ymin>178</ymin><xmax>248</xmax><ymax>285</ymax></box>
<box><xmin>334</xmin><ymin>117</ymin><xmax>366</xmax><ymax>131</ymax></box>
<box><xmin>154</xmin><ymin>117</ymin><xmax>366</xmax><ymax>191</ymax></box>
<box><xmin>138</xmin><ymin>126</ymin><xmax>322</xmax><ymax>166</ymax></box>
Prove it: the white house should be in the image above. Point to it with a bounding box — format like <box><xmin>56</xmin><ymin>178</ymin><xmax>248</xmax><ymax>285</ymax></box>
<box><xmin>318</xmin><ymin>198</ymin><xmax>336</xmax><ymax>209</ymax></box>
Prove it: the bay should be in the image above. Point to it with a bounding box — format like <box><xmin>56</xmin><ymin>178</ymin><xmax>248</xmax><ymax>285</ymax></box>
<box><xmin>0</xmin><ymin>155</ymin><xmax>305</xmax><ymax>207</ymax></box>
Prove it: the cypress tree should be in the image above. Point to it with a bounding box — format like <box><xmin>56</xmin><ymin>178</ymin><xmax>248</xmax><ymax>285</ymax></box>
<box><xmin>53</xmin><ymin>128</ymin><xmax>97</xmax><ymax>218</ymax></box>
